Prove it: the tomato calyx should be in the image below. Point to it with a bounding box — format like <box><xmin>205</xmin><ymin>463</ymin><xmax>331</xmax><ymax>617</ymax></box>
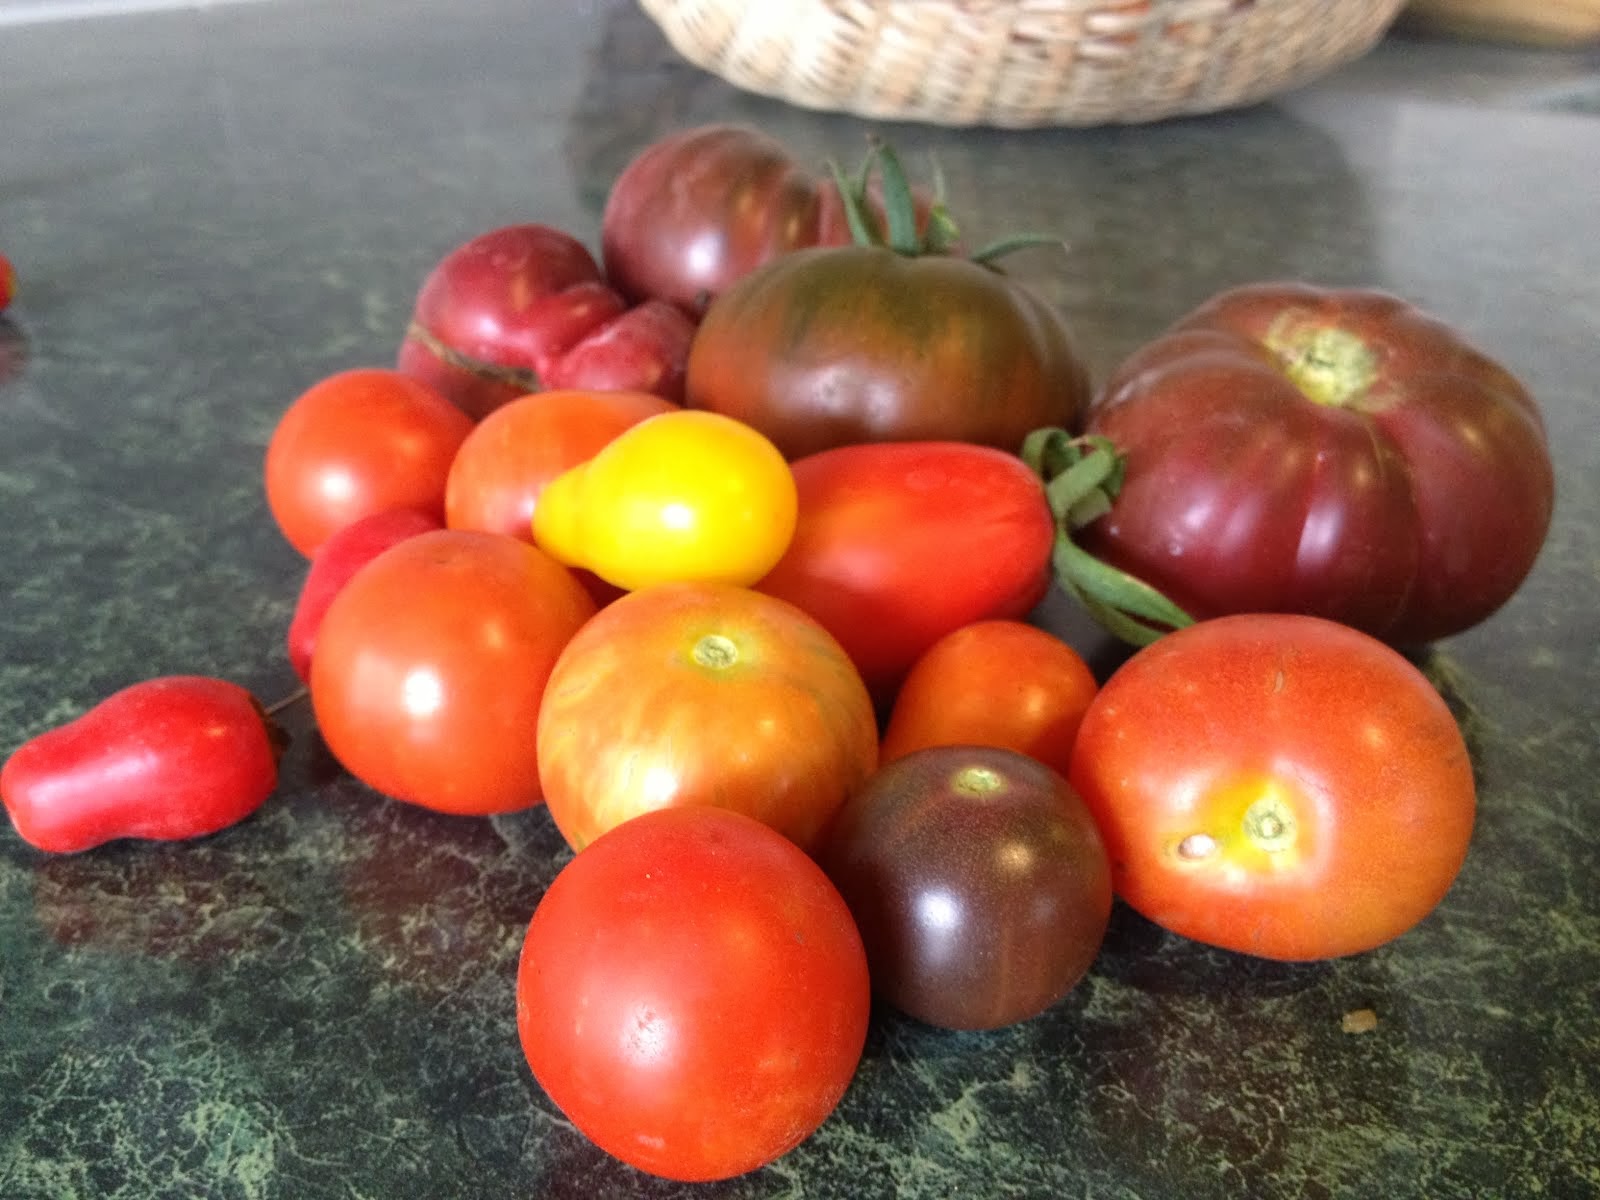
<box><xmin>1022</xmin><ymin>427</ymin><xmax>1194</xmax><ymax>646</ymax></box>
<box><xmin>827</xmin><ymin>138</ymin><xmax>1062</xmax><ymax>267</ymax></box>
<box><xmin>1263</xmin><ymin>312</ymin><xmax>1380</xmax><ymax>408</ymax></box>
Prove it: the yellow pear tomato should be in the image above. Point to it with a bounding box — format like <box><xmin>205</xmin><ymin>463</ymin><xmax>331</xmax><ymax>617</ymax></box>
<box><xmin>532</xmin><ymin>409</ymin><xmax>797</xmax><ymax>590</ymax></box>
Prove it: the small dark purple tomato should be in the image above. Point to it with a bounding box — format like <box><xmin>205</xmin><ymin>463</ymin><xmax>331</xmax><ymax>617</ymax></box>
<box><xmin>821</xmin><ymin>745</ymin><xmax>1112</xmax><ymax>1031</ymax></box>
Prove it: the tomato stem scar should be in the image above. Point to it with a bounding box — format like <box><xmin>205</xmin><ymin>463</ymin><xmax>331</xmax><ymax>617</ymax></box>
<box><xmin>951</xmin><ymin>765</ymin><xmax>1006</xmax><ymax>797</ymax></box>
<box><xmin>1243</xmin><ymin>796</ymin><xmax>1297</xmax><ymax>852</ymax></box>
<box><xmin>692</xmin><ymin>634</ymin><xmax>739</xmax><ymax>669</ymax></box>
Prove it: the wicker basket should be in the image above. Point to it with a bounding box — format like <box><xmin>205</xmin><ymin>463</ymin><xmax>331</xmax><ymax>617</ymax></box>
<box><xmin>636</xmin><ymin>0</ymin><xmax>1409</xmax><ymax>127</ymax></box>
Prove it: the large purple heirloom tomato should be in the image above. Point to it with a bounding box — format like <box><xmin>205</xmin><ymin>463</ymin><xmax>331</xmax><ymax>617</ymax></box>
<box><xmin>1082</xmin><ymin>282</ymin><xmax>1554</xmax><ymax>643</ymax></box>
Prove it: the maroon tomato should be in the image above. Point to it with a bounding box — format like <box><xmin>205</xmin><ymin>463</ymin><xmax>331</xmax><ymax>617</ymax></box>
<box><xmin>1081</xmin><ymin>282</ymin><xmax>1555</xmax><ymax>644</ymax></box>
<box><xmin>601</xmin><ymin>123</ymin><xmax>939</xmax><ymax>318</ymax></box>
<box><xmin>310</xmin><ymin>530</ymin><xmax>596</xmax><ymax>815</ymax></box>
<box><xmin>264</xmin><ymin>367</ymin><xmax>472</xmax><ymax>558</ymax></box>
<box><xmin>398</xmin><ymin>224</ymin><xmax>693</xmax><ymax>420</ymax></box>
<box><xmin>822</xmin><ymin>746</ymin><xmax>1111</xmax><ymax>1031</ymax></box>
<box><xmin>443</xmin><ymin>388</ymin><xmax>678</xmax><ymax>542</ymax></box>
<box><xmin>3</xmin><ymin>677</ymin><xmax>282</xmax><ymax>853</ymax></box>
<box><xmin>517</xmin><ymin>805</ymin><xmax>871</xmax><ymax>1182</ymax></box>
<box><xmin>285</xmin><ymin>507</ymin><xmax>443</xmax><ymax>682</ymax></box>
<box><xmin>880</xmin><ymin>619</ymin><xmax>1098</xmax><ymax>778</ymax></box>
<box><xmin>537</xmin><ymin>582</ymin><xmax>877</xmax><ymax>855</ymax></box>
<box><xmin>755</xmin><ymin>442</ymin><xmax>1055</xmax><ymax>696</ymax></box>
<box><xmin>1068</xmin><ymin>613</ymin><xmax>1477</xmax><ymax>961</ymax></box>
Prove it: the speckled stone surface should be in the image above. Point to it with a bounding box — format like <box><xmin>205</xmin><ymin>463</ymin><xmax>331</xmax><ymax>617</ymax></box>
<box><xmin>2</xmin><ymin>4</ymin><xmax>1597</xmax><ymax>1198</ymax></box>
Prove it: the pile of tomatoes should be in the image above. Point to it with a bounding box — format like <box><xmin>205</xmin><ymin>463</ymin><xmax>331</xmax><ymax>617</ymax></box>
<box><xmin>0</xmin><ymin>123</ymin><xmax>1558</xmax><ymax>1184</ymax></box>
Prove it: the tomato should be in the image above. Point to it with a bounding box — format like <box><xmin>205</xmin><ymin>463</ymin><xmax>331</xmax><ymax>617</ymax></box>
<box><xmin>686</xmin><ymin>242</ymin><xmax>1089</xmax><ymax>459</ymax></box>
<box><xmin>532</xmin><ymin>410</ymin><xmax>797</xmax><ymax>591</ymax></box>
<box><xmin>1068</xmin><ymin>613</ymin><xmax>1477</xmax><ymax>961</ymax></box>
<box><xmin>822</xmin><ymin>746</ymin><xmax>1111</xmax><ymax>1030</ymax></box>
<box><xmin>444</xmin><ymin>388</ymin><xmax>679</xmax><ymax>541</ymax></box>
<box><xmin>285</xmin><ymin>507</ymin><xmax>443</xmax><ymax>682</ymax></box>
<box><xmin>537</xmin><ymin>582</ymin><xmax>877</xmax><ymax>854</ymax></box>
<box><xmin>517</xmin><ymin>805</ymin><xmax>871</xmax><ymax>1182</ymax></box>
<box><xmin>754</xmin><ymin>442</ymin><xmax>1055</xmax><ymax>696</ymax></box>
<box><xmin>397</xmin><ymin>223</ymin><xmax>693</xmax><ymax>420</ymax></box>
<box><xmin>600</xmin><ymin>123</ymin><xmax>939</xmax><ymax>317</ymax></box>
<box><xmin>1081</xmin><ymin>282</ymin><xmax>1555</xmax><ymax>644</ymax></box>
<box><xmin>0</xmin><ymin>251</ymin><xmax>15</xmax><ymax>312</ymax></box>
<box><xmin>264</xmin><ymin>367</ymin><xmax>472</xmax><ymax>557</ymax></box>
<box><xmin>310</xmin><ymin>530</ymin><xmax>595</xmax><ymax>815</ymax></box>
<box><xmin>3</xmin><ymin>677</ymin><xmax>282</xmax><ymax>854</ymax></box>
<box><xmin>880</xmin><ymin>619</ymin><xmax>1098</xmax><ymax>778</ymax></box>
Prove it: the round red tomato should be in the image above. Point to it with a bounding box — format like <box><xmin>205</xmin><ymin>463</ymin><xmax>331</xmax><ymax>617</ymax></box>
<box><xmin>517</xmin><ymin>805</ymin><xmax>871</xmax><ymax>1182</ymax></box>
<box><xmin>536</xmin><ymin>582</ymin><xmax>877</xmax><ymax>854</ymax></box>
<box><xmin>264</xmin><ymin>367</ymin><xmax>472</xmax><ymax>557</ymax></box>
<box><xmin>310</xmin><ymin>530</ymin><xmax>595</xmax><ymax>815</ymax></box>
<box><xmin>1083</xmin><ymin>282</ymin><xmax>1554</xmax><ymax>643</ymax></box>
<box><xmin>600</xmin><ymin>123</ymin><xmax>935</xmax><ymax>318</ymax></box>
<box><xmin>1068</xmin><ymin>613</ymin><xmax>1477</xmax><ymax>961</ymax></box>
<box><xmin>755</xmin><ymin>442</ymin><xmax>1055</xmax><ymax>696</ymax></box>
<box><xmin>444</xmin><ymin>388</ymin><xmax>679</xmax><ymax>540</ymax></box>
<box><xmin>823</xmin><ymin>745</ymin><xmax>1111</xmax><ymax>1031</ymax></box>
<box><xmin>880</xmin><ymin>619</ymin><xmax>1098</xmax><ymax>778</ymax></box>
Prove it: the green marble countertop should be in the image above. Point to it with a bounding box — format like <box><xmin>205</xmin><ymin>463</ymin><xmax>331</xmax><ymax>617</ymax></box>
<box><xmin>2</xmin><ymin>3</ymin><xmax>1597</xmax><ymax>1197</ymax></box>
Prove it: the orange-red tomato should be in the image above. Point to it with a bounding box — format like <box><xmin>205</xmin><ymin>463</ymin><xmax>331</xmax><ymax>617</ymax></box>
<box><xmin>443</xmin><ymin>388</ymin><xmax>678</xmax><ymax>540</ymax></box>
<box><xmin>1068</xmin><ymin>613</ymin><xmax>1476</xmax><ymax>960</ymax></box>
<box><xmin>265</xmin><ymin>368</ymin><xmax>472</xmax><ymax>557</ymax></box>
<box><xmin>880</xmin><ymin>620</ymin><xmax>1098</xmax><ymax>778</ymax></box>
<box><xmin>310</xmin><ymin>530</ymin><xmax>595</xmax><ymax>815</ymax></box>
<box><xmin>536</xmin><ymin>582</ymin><xmax>878</xmax><ymax>854</ymax></box>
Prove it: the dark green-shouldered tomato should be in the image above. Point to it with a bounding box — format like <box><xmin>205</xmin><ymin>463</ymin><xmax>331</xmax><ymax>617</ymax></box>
<box><xmin>822</xmin><ymin>745</ymin><xmax>1111</xmax><ymax>1031</ymax></box>
<box><xmin>1080</xmin><ymin>282</ymin><xmax>1554</xmax><ymax>644</ymax></box>
<box><xmin>686</xmin><ymin>244</ymin><xmax>1089</xmax><ymax>460</ymax></box>
<box><xmin>517</xmin><ymin>805</ymin><xmax>871</xmax><ymax>1182</ymax></box>
<box><xmin>1068</xmin><ymin>613</ymin><xmax>1476</xmax><ymax>961</ymax></box>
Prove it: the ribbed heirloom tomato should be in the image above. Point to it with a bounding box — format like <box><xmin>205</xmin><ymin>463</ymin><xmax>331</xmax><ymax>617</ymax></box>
<box><xmin>1068</xmin><ymin>613</ymin><xmax>1477</xmax><ymax>961</ymax></box>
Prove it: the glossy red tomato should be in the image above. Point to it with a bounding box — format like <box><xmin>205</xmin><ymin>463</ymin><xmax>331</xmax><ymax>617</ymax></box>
<box><xmin>600</xmin><ymin>123</ymin><xmax>936</xmax><ymax>317</ymax></box>
<box><xmin>755</xmin><ymin>442</ymin><xmax>1055</xmax><ymax>696</ymax></box>
<box><xmin>1068</xmin><ymin>613</ymin><xmax>1477</xmax><ymax>961</ymax></box>
<box><xmin>264</xmin><ymin>368</ymin><xmax>472</xmax><ymax>557</ymax></box>
<box><xmin>310</xmin><ymin>530</ymin><xmax>595</xmax><ymax>815</ymax></box>
<box><xmin>444</xmin><ymin>388</ymin><xmax>679</xmax><ymax>540</ymax></box>
<box><xmin>823</xmin><ymin>746</ymin><xmax>1111</xmax><ymax>1031</ymax></box>
<box><xmin>1083</xmin><ymin>282</ymin><xmax>1555</xmax><ymax>644</ymax></box>
<box><xmin>517</xmin><ymin>805</ymin><xmax>871</xmax><ymax>1182</ymax></box>
<box><xmin>685</xmin><ymin>245</ymin><xmax>1089</xmax><ymax>460</ymax></box>
<box><xmin>536</xmin><ymin>582</ymin><xmax>877</xmax><ymax>854</ymax></box>
<box><xmin>880</xmin><ymin>620</ymin><xmax>1098</xmax><ymax>778</ymax></box>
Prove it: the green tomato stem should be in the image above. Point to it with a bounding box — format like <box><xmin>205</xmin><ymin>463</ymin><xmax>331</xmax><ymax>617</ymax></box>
<box><xmin>1021</xmin><ymin>427</ymin><xmax>1195</xmax><ymax>647</ymax></box>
